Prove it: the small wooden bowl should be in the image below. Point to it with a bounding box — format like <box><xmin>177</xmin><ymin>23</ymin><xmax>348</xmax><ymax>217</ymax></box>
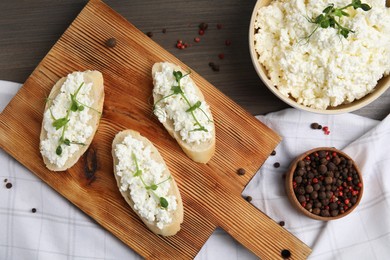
<box><xmin>249</xmin><ymin>0</ymin><xmax>390</xmax><ymax>114</ymax></box>
<box><xmin>285</xmin><ymin>147</ymin><xmax>364</xmax><ymax>221</ymax></box>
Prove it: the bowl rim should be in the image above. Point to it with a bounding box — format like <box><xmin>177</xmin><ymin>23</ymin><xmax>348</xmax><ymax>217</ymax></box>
<box><xmin>285</xmin><ymin>147</ymin><xmax>364</xmax><ymax>221</ymax></box>
<box><xmin>248</xmin><ymin>0</ymin><xmax>390</xmax><ymax>114</ymax></box>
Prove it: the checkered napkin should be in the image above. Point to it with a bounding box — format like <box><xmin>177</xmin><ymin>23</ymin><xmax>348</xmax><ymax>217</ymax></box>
<box><xmin>1</xmin><ymin>80</ymin><xmax>389</xmax><ymax>259</ymax></box>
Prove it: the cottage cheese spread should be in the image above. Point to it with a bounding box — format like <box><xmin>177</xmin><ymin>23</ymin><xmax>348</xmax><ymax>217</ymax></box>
<box><xmin>40</xmin><ymin>72</ymin><xmax>94</xmax><ymax>167</ymax></box>
<box><xmin>115</xmin><ymin>135</ymin><xmax>177</xmax><ymax>229</ymax></box>
<box><xmin>254</xmin><ymin>0</ymin><xmax>390</xmax><ymax>109</ymax></box>
<box><xmin>153</xmin><ymin>62</ymin><xmax>213</xmax><ymax>144</ymax></box>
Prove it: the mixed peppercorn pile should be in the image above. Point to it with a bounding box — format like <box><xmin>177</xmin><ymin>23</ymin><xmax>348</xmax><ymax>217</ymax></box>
<box><xmin>293</xmin><ymin>150</ymin><xmax>362</xmax><ymax>217</ymax></box>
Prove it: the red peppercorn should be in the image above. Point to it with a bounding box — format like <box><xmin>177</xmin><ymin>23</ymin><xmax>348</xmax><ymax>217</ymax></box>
<box><xmin>338</xmin><ymin>200</ymin><xmax>341</xmax><ymax>204</ymax></box>
<box><xmin>332</xmin><ymin>152</ymin><xmax>337</xmax><ymax>157</ymax></box>
<box><xmin>225</xmin><ymin>39</ymin><xmax>231</xmax><ymax>46</ymax></box>
<box><xmin>326</xmin><ymin>156</ymin><xmax>330</xmax><ymax>160</ymax></box>
<box><xmin>293</xmin><ymin>181</ymin><xmax>297</xmax><ymax>189</ymax></box>
<box><xmin>176</xmin><ymin>43</ymin><xmax>182</xmax><ymax>48</ymax></box>
<box><xmin>344</xmin><ymin>199</ymin><xmax>350</xmax><ymax>204</ymax></box>
<box><xmin>306</xmin><ymin>156</ymin><xmax>310</xmax><ymax>161</ymax></box>
<box><xmin>312</xmin><ymin>178</ymin><xmax>318</xmax><ymax>184</ymax></box>
<box><xmin>352</xmin><ymin>190</ymin><xmax>359</xmax><ymax>196</ymax></box>
<box><xmin>323</xmin><ymin>126</ymin><xmax>329</xmax><ymax>132</ymax></box>
<box><xmin>339</xmin><ymin>191</ymin><xmax>343</xmax><ymax>196</ymax></box>
<box><xmin>325</xmin><ymin>130</ymin><xmax>330</xmax><ymax>135</ymax></box>
<box><xmin>347</xmin><ymin>176</ymin><xmax>352</xmax><ymax>181</ymax></box>
<box><xmin>199</xmin><ymin>29</ymin><xmax>205</xmax><ymax>35</ymax></box>
<box><xmin>218</xmin><ymin>53</ymin><xmax>224</xmax><ymax>59</ymax></box>
<box><xmin>301</xmin><ymin>202</ymin><xmax>307</xmax><ymax>208</ymax></box>
<box><xmin>194</xmin><ymin>37</ymin><xmax>200</xmax><ymax>43</ymax></box>
<box><xmin>358</xmin><ymin>183</ymin><xmax>363</xmax><ymax>188</ymax></box>
<box><xmin>180</xmin><ymin>45</ymin><xmax>185</xmax><ymax>49</ymax></box>
<box><xmin>314</xmin><ymin>152</ymin><xmax>319</xmax><ymax>157</ymax></box>
<box><xmin>344</xmin><ymin>205</ymin><xmax>349</xmax><ymax>210</ymax></box>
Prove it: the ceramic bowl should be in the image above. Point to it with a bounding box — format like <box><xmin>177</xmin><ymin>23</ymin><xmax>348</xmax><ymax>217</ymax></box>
<box><xmin>249</xmin><ymin>0</ymin><xmax>390</xmax><ymax>114</ymax></box>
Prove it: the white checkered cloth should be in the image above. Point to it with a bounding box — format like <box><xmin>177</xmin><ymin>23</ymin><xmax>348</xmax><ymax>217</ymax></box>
<box><xmin>1</xmin><ymin>80</ymin><xmax>389</xmax><ymax>259</ymax></box>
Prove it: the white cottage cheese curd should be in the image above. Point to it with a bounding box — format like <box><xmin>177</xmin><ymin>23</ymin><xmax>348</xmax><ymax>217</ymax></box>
<box><xmin>40</xmin><ymin>72</ymin><xmax>94</xmax><ymax>167</ymax></box>
<box><xmin>153</xmin><ymin>62</ymin><xmax>213</xmax><ymax>144</ymax></box>
<box><xmin>115</xmin><ymin>135</ymin><xmax>177</xmax><ymax>229</ymax></box>
<box><xmin>254</xmin><ymin>0</ymin><xmax>390</xmax><ymax>109</ymax></box>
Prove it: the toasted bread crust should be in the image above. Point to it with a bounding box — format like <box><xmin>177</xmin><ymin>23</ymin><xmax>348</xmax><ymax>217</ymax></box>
<box><xmin>152</xmin><ymin>62</ymin><xmax>215</xmax><ymax>163</ymax></box>
<box><xmin>112</xmin><ymin>129</ymin><xmax>183</xmax><ymax>236</ymax></box>
<box><xmin>40</xmin><ymin>70</ymin><xmax>104</xmax><ymax>171</ymax></box>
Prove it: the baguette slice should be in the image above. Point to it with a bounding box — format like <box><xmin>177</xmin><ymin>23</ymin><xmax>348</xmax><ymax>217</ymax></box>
<box><xmin>152</xmin><ymin>62</ymin><xmax>215</xmax><ymax>163</ymax></box>
<box><xmin>112</xmin><ymin>130</ymin><xmax>183</xmax><ymax>236</ymax></box>
<box><xmin>40</xmin><ymin>70</ymin><xmax>104</xmax><ymax>171</ymax></box>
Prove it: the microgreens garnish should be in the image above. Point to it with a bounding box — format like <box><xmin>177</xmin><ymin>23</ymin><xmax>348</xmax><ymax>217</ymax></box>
<box><xmin>131</xmin><ymin>152</ymin><xmax>171</xmax><ymax>209</ymax></box>
<box><xmin>153</xmin><ymin>70</ymin><xmax>213</xmax><ymax>132</ymax></box>
<box><xmin>50</xmin><ymin>82</ymin><xmax>100</xmax><ymax>156</ymax></box>
<box><xmin>304</xmin><ymin>0</ymin><xmax>371</xmax><ymax>40</ymax></box>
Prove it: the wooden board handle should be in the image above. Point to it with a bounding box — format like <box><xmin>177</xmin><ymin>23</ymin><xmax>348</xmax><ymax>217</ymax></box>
<box><xmin>216</xmin><ymin>195</ymin><xmax>312</xmax><ymax>259</ymax></box>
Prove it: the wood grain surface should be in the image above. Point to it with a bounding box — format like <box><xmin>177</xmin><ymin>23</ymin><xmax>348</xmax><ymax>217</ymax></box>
<box><xmin>0</xmin><ymin>0</ymin><xmax>388</xmax><ymax>120</ymax></box>
<box><xmin>0</xmin><ymin>0</ymin><xmax>312</xmax><ymax>259</ymax></box>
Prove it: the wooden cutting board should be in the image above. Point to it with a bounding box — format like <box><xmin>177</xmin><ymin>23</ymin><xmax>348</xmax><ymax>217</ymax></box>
<box><xmin>0</xmin><ymin>0</ymin><xmax>311</xmax><ymax>258</ymax></box>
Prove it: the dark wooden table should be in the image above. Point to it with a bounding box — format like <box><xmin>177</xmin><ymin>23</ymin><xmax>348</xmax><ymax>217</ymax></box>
<box><xmin>0</xmin><ymin>0</ymin><xmax>389</xmax><ymax>120</ymax></box>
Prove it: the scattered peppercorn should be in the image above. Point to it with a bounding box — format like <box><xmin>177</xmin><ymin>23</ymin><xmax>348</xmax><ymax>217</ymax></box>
<box><xmin>199</xmin><ymin>22</ymin><xmax>208</xmax><ymax>31</ymax></box>
<box><xmin>4</xmin><ymin>179</ymin><xmax>7</xmax><ymax>183</ymax></box>
<box><xmin>198</xmin><ymin>29</ymin><xmax>205</xmax><ymax>35</ymax></box>
<box><xmin>162</xmin><ymin>28</ymin><xmax>167</xmax><ymax>33</ymax></box>
<box><xmin>31</xmin><ymin>208</ymin><xmax>37</xmax><ymax>213</ymax></box>
<box><xmin>245</xmin><ymin>196</ymin><xmax>253</xmax><ymax>202</ymax></box>
<box><xmin>146</xmin><ymin>32</ymin><xmax>153</xmax><ymax>37</ymax></box>
<box><xmin>318</xmin><ymin>125</ymin><xmax>322</xmax><ymax>129</ymax></box>
<box><xmin>5</xmin><ymin>182</ymin><xmax>12</xmax><ymax>189</ymax></box>
<box><xmin>271</xmin><ymin>150</ymin><xmax>276</xmax><ymax>156</ymax></box>
<box><xmin>281</xmin><ymin>249</ymin><xmax>291</xmax><ymax>259</ymax></box>
<box><xmin>237</xmin><ymin>168</ymin><xmax>246</xmax><ymax>175</ymax></box>
<box><xmin>311</xmin><ymin>122</ymin><xmax>319</xmax><ymax>129</ymax></box>
<box><xmin>274</xmin><ymin>162</ymin><xmax>280</xmax><ymax>168</ymax></box>
<box><xmin>176</xmin><ymin>40</ymin><xmax>190</xmax><ymax>50</ymax></box>
<box><xmin>105</xmin><ymin>38</ymin><xmax>117</xmax><ymax>48</ymax></box>
<box><xmin>218</xmin><ymin>53</ymin><xmax>225</xmax><ymax>59</ymax></box>
<box><xmin>225</xmin><ymin>39</ymin><xmax>232</xmax><ymax>46</ymax></box>
<box><xmin>279</xmin><ymin>221</ymin><xmax>285</xmax><ymax>226</ymax></box>
<box><xmin>211</xmin><ymin>63</ymin><xmax>220</xmax><ymax>72</ymax></box>
<box><xmin>194</xmin><ymin>37</ymin><xmax>200</xmax><ymax>43</ymax></box>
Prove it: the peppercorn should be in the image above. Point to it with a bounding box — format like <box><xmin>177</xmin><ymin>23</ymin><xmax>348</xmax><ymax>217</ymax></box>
<box><xmin>237</xmin><ymin>168</ymin><xmax>246</xmax><ymax>175</ymax></box>
<box><xmin>105</xmin><ymin>38</ymin><xmax>117</xmax><ymax>48</ymax></box>
<box><xmin>199</xmin><ymin>22</ymin><xmax>208</xmax><ymax>30</ymax></box>
<box><xmin>311</xmin><ymin>122</ymin><xmax>319</xmax><ymax>129</ymax></box>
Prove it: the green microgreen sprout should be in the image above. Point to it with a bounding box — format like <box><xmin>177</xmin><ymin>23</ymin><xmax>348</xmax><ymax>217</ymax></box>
<box><xmin>49</xmin><ymin>82</ymin><xmax>100</xmax><ymax>156</ymax></box>
<box><xmin>153</xmin><ymin>70</ymin><xmax>213</xmax><ymax>133</ymax></box>
<box><xmin>131</xmin><ymin>152</ymin><xmax>171</xmax><ymax>209</ymax></box>
<box><xmin>304</xmin><ymin>0</ymin><xmax>371</xmax><ymax>41</ymax></box>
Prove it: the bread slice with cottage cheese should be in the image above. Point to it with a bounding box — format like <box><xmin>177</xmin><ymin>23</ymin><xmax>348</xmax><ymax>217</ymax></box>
<box><xmin>152</xmin><ymin>62</ymin><xmax>215</xmax><ymax>163</ymax></box>
<box><xmin>39</xmin><ymin>70</ymin><xmax>104</xmax><ymax>171</ymax></box>
<box><xmin>112</xmin><ymin>129</ymin><xmax>183</xmax><ymax>236</ymax></box>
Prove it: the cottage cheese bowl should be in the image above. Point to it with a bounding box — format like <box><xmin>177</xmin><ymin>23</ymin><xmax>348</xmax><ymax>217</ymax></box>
<box><xmin>249</xmin><ymin>0</ymin><xmax>390</xmax><ymax>113</ymax></box>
